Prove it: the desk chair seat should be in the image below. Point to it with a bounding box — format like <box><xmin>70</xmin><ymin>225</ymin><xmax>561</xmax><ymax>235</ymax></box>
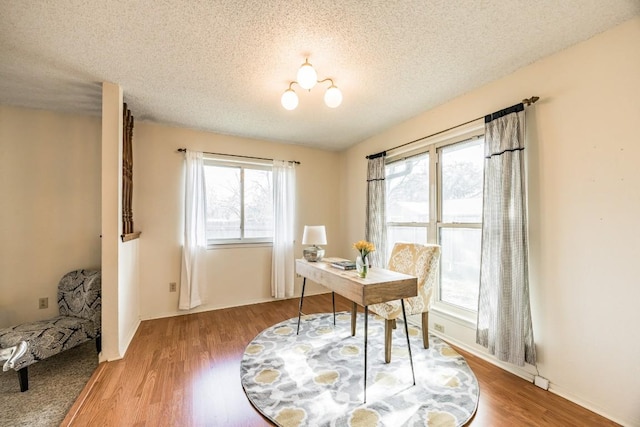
<box><xmin>368</xmin><ymin>243</ymin><xmax>440</xmax><ymax>363</ymax></box>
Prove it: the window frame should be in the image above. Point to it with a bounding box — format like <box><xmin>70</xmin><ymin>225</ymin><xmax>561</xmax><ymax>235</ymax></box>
<box><xmin>204</xmin><ymin>156</ymin><xmax>274</xmax><ymax>248</ymax></box>
<box><xmin>385</xmin><ymin>120</ymin><xmax>485</xmax><ymax>324</ymax></box>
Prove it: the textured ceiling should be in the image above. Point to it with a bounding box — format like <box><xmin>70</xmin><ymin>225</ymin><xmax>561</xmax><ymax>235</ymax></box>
<box><xmin>1</xmin><ymin>1</ymin><xmax>638</xmax><ymax>151</ymax></box>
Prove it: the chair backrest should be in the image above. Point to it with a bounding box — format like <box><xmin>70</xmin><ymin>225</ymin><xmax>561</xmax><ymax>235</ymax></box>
<box><xmin>57</xmin><ymin>269</ymin><xmax>102</xmax><ymax>331</ymax></box>
<box><xmin>388</xmin><ymin>243</ymin><xmax>440</xmax><ymax>308</ymax></box>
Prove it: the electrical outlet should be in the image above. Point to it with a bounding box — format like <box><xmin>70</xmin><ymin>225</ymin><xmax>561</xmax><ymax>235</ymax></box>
<box><xmin>169</xmin><ymin>282</ymin><xmax>177</xmax><ymax>292</ymax></box>
<box><xmin>434</xmin><ymin>323</ymin><xmax>445</xmax><ymax>333</ymax></box>
<box><xmin>534</xmin><ymin>375</ymin><xmax>549</xmax><ymax>390</ymax></box>
<box><xmin>39</xmin><ymin>297</ymin><xmax>48</xmax><ymax>309</ymax></box>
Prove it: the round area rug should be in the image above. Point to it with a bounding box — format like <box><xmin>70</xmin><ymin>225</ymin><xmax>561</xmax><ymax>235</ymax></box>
<box><xmin>241</xmin><ymin>312</ymin><xmax>479</xmax><ymax>427</ymax></box>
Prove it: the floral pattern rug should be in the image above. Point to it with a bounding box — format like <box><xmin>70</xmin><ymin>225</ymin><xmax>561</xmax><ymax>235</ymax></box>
<box><xmin>241</xmin><ymin>312</ymin><xmax>479</xmax><ymax>426</ymax></box>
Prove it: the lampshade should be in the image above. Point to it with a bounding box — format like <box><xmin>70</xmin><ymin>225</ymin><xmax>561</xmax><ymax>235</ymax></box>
<box><xmin>302</xmin><ymin>225</ymin><xmax>327</xmax><ymax>245</ymax></box>
<box><xmin>297</xmin><ymin>60</ymin><xmax>318</xmax><ymax>90</ymax></box>
<box><xmin>324</xmin><ymin>85</ymin><xmax>343</xmax><ymax>108</ymax></box>
<box><xmin>281</xmin><ymin>89</ymin><xmax>298</xmax><ymax>110</ymax></box>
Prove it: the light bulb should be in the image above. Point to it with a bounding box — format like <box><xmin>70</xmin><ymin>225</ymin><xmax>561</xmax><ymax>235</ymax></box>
<box><xmin>297</xmin><ymin>60</ymin><xmax>317</xmax><ymax>90</ymax></box>
<box><xmin>281</xmin><ymin>89</ymin><xmax>298</xmax><ymax>110</ymax></box>
<box><xmin>324</xmin><ymin>85</ymin><xmax>342</xmax><ymax>108</ymax></box>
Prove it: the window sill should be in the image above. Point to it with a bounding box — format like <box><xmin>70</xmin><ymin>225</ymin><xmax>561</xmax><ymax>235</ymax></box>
<box><xmin>430</xmin><ymin>302</ymin><xmax>477</xmax><ymax>329</ymax></box>
<box><xmin>207</xmin><ymin>242</ymin><xmax>273</xmax><ymax>250</ymax></box>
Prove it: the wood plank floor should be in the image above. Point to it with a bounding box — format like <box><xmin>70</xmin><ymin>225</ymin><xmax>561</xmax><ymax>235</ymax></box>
<box><xmin>66</xmin><ymin>294</ymin><xmax>618</xmax><ymax>426</ymax></box>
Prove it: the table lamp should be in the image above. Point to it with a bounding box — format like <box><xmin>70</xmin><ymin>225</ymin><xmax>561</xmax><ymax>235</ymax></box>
<box><xmin>302</xmin><ymin>225</ymin><xmax>327</xmax><ymax>262</ymax></box>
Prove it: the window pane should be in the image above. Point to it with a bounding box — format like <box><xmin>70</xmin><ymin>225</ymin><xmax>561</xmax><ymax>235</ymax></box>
<box><xmin>204</xmin><ymin>165</ymin><xmax>241</xmax><ymax>239</ymax></box>
<box><xmin>441</xmin><ymin>138</ymin><xmax>484</xmax><ymax>223</ymax></box>
<box><xmin>439</xmin><ymin>227</ymin><xmax>481</xmax><ymax>311</ymax></box>
<box><xmin>386</xmin><ymin>152</ymin><xmax>429</xmax><ymax>223</ymax></box>
<box><xmin>244</xmin><ymin>168</ymin><xmax>273</xmax><ymax>238</ymax></box>
<box><xmin>386</xmin><ymin>226</ymin><xmax>428</xmax><ymax>264</ymax></box>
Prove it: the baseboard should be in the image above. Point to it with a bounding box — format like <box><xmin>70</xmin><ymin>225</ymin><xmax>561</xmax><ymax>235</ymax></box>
<box><xmin>547</xmin><ymin>383</ymin><xmax>634</xmax><ymax>427</ymax></box>
<box><xmin>427</xmin><ymin>328</ymin><xmax>535</xmax><ymax>382</ymax></box>
<box><xmin>141</xmin><ymin>289</ymin><xmax>330</xmax><ymax>322</ymax></box>
<box><xmin>417</xmin><ymin>321</ymin><xmax>629</xmax><ymax>426</ymax></box>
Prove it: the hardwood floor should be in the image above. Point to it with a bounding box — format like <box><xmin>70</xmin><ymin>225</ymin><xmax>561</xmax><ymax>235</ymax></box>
<box><xmin>66</xmin><ymin>294</ymin><xmax>617</xmax><ymax>426</ymax></box>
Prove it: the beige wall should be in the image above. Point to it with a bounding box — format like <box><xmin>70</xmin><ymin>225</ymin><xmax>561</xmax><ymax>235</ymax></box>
<box><xmin>0</xmin><ymin>106</ymin><xmax>101</xmax><ymax>328</ymax></box>
<box><xmin>342</xmin><ymin>17</ymin><xmax>640</xmax><ymax>426</ymax></box>
<box><xmin>134</xmin><ymin>122</ymin><xmax>343</xmax><ymax>320</ymax></box>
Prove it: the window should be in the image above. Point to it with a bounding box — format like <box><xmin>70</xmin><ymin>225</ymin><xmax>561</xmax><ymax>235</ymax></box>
<box><xmin>385</xmin><ymin>152</ymin><xmax>429</xmax><ymax>262</ymax></box>
<box><xmin>438</xmin><ymin>139</ymin><xmax>483</xmax><ymax>311</ymax></box>
<box><xmin>204</xmin><ymin>157</ymin><xmax>273</xmax><ymax>245</ymax></box>
<box><xmin>385</xmin><ymin>122</ymin><xmax>484</xmax><ymax>320</ymax></box>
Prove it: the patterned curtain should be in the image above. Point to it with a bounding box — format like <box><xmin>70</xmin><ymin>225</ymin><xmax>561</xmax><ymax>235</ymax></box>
<box><xmin>365</xmin><ymin>154</ymin><xmax>386</xmax><ymax>268</ymax></box>
<box><xmin>271</xmin><ymin>160</ymin><xmax>296</xmax><ymax>298</ymax></box>
<box><xmin>476</xmin><ymin>104</ymin><xmax>536</xmax><ymax>366</ymax></box>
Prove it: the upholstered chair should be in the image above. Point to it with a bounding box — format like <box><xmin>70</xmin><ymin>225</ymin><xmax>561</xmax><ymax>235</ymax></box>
<box><xmin>0</xmin><ymin>269</ymin><xmax>101</xmax><ymax>391</ymax></box>
<box><xmin>368</xmin><ymin>243</ymin><xmax>440</xmax><ymax>363</ymax></box>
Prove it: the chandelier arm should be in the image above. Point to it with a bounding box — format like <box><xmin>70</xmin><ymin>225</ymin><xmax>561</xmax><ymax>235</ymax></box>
<box><xmin>317</xmin><ymin>78</ymin><xmax>335</xmax><ymax>86</ymax></box>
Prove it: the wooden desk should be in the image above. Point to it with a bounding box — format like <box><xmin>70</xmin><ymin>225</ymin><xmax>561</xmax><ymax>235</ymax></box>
<box><xmin>295</xmin><ymin>258</ymin><xmax>418</xmax><ymax>402</ymax></box>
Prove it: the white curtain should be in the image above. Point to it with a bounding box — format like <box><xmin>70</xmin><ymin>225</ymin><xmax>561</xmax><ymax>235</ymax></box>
<box><xmin>179</xmin><ymin>150</ymin><xmax>207</xmax><ymax>310</ymax></box>
<box><xmin>476</xmin><ymin>104</ymin><xmax>536</xmax><ymax>366</ymax></box>
<box><xmin>271</xmin><ymin>160</ymin><xmax>296</xmax><ymax>298</ymax></box>
<box><xmin>365</xmin><ymin>155</ymin><xmax>387</xmax><ymax>268</ymax></box>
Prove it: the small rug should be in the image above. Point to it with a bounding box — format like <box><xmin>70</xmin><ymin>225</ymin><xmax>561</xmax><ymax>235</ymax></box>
<box><xmin>241</xmin><ymin>312</ymin><xmax>479</xmax><ymax>427</ymax></box>
<box><xmin>0</xmin><ymin>340</ymin><xmax>98</xmax><ymax>427</ymax></box>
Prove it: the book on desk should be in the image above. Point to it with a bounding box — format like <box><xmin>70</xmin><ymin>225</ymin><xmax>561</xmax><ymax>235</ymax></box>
<box><xmin>330</xmin><ymin>260</ymin><xmax>357</xmax><ymax>270</ymax></box>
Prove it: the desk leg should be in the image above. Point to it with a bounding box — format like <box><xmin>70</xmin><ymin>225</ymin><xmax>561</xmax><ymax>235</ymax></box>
<box><xmin>401</xmin><ymin>300</ymin><xmax>416</xmax><ymax>386</ymax></box>
<box><xmin>351</xmin><ymin>302</ymin><xmax>357</xmax><ymax>336</ymax></box>
<box><xmin>332</xmin><ymin>292</ymin><xmax>336</xmax><ymax>326</ymax></box>
<box><xmin>296</xmin><ymin>278</ymin><xmax>306</xmax><ymax>335</ymax></box>
<box><xmin>364</xmin><ymin>305</ymin><xmax>368</xmax><ymax>403</ymax></box>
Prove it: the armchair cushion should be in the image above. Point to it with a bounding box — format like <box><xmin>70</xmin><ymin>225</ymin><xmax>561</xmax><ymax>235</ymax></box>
<box><xmin>0</xmin><ymin>315</ymin><xmax>98</xmax><ymax>371</ymax></box>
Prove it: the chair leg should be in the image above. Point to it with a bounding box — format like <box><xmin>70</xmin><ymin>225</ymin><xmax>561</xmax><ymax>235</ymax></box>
<box><xmin>391</xmin><ymin>319</ymin><xmax>397</xmax><ymax>329</ymax></box>
<box><xmin>351</xmin><ymin>302</ymin><xmax>357</xmax><ymax>336</ymax></box>
<box><xmin>384</xmin><ymin>319</ymin><xmax>393</xmax><ymax>363</ymax></box>
<box><xmin>96</xmin><ymin>335</ymin><xmax>102</xmax><ymax>353</ymax></box>
<box><xmin>18</xmin><ymin>367</ymin><xmax>28</xmax><ymax>392</ymax></box>
<box><xmin>422</xmin><ymin>311</ymin><xmax>429</xmax><ymax>349</ymax></box>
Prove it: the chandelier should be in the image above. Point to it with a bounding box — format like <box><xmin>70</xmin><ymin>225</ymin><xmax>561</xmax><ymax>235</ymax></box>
<box><xmin>281</xmin><ymin>58</ymin><xmax>343</xmax><ymax>110</ymax></box>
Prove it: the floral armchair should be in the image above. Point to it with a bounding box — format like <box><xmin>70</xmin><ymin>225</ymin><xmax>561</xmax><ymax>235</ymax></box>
<box><xmin>0</xmin><ymin>269</ymin><xmax>101</xmax><ymax>392</ymax></box>
<box><xmin>367</xmin><ymin>243</ymin><xmax>440</xmax><ymax>363</ymax></box>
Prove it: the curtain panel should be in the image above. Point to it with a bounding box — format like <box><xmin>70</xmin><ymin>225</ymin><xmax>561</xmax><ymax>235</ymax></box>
<box><xmin>179</xmin><ymin>150</ymin><xmax>207</xmax><ymax>310</ymax></box>
<box><xmin>271</xmin><ymin>160</ymin><xmax>296</xmax><ymax>298</ymax></box>
<box><xmin>365</xmin><ymin>155</ymin><xmax>387</xmax><ymax>268</ymax></box>
<box><xmin>476</xmin><ymin>104</ymin><xmax>536</xmax><ymax>366</ymax></box>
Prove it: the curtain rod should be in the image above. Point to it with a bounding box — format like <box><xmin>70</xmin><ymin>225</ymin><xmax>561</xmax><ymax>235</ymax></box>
<box><xmin>177</xmin><ymin>148</ymin><xmax>300</xmax><ymax>165</ymax></box>
<box><xmin>366</xmin><ymin>96</ymin><xmax>539</xmax><ymax>159</ymax></box>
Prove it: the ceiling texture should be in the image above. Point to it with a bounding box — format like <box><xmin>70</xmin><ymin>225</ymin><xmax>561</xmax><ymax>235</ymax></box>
<box><xmin>1</xmin><ymin>1</ymin><xmax>638</xmax><ymax>151</ymax></box>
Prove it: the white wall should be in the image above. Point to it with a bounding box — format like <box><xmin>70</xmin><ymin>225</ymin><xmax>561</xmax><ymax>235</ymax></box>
<box><xmin>0</xmin><ymin>106</ymin><xmax>101</xmax><ymax>328</ymax></box>
<box><xmin>342</xmin><ymin>17</ymin><xmax>640</xmax><ymax>426</ymax></box>
<box><xmin>134</xmin><ymin>122</ymin><xmax>344</xmax><ymax>320</ymax></box>
<box><xmin>118</xmin><ymin>239</ymin><xmax>140</xmax><ymax>356</ymax></box>
<box><xmin>101</xmin><ymin>82</ymin><xmax>140</xmax><ymax>361</ymax></box>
